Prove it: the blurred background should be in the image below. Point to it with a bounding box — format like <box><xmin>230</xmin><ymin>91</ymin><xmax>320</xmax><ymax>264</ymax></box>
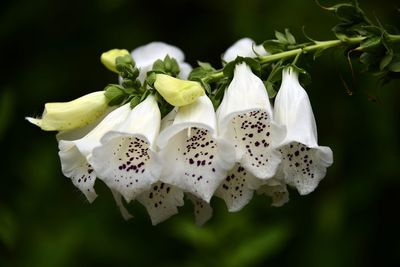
<box><xmin>1</xmin><ymin>0</ymin><xmax>399</xmax><ymax>266</ymax></box>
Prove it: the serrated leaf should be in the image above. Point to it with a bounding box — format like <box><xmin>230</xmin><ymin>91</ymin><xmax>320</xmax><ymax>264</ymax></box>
<box><xmin>285</xmin><ymin>29</ymin><xmax>296</xmax><ymax>45</ymax></box>
<box><xmin>380</xmin><ymin>53</ymin><xmax>393</xmax><ymax>70</ymax></box>
<box><xmin>275</xmin><ymin>31</ymin><xmax>288</xmax><ymax>44</ymax></box>
<box><xmin>263</xmin><ymin>40</ymin><xmax>285</xmax><ymax>54</ymax></box>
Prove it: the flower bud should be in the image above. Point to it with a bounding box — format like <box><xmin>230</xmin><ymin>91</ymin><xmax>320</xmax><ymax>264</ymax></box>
<box><xmin>101</xmin><ymin>49</ymin><xmax>130</xmax><ymax>73</ymax></box>
<box><xmin>154</xmin><ymin>74</ymin><xmax>205</xmax><ymax>107</ymax></box>
<box><xmin>26</xmin><ymin>91</ymin><xmax>109</xmax><ymax>131</ymax></box>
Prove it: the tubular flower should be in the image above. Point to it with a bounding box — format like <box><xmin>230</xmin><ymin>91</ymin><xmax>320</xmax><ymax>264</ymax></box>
<box><xmin>26</xmin><ymin>91</ymin><xmax>109</xmax><ymax>131</ymax></box>
<box><xmin>154</xmin><ymin>74</ymin><xmax>205</xmax><ymax>107</ymax></box>
<box><xmin>101</xmin><ymin>49</ymin><xmax>130</xmax><ymax>73</ymax></box>
<box><xmin>256</xmin><ymin>179</ymin><xmax>289</xmax><ymax>207</ymax></box>
<box><xmin>131</xmin><ymin>42</ymin><xmax>192</xmax><ymax>81</ymax></box>
<box><xmin>217</xmin><ymin>63</ymin><xmax>285</xmax><ymax>180</ymax></box>
<box><xmin>157</xmin><ymin>95</ymin><xmax>236</xmax><ymax>202</ymax></box>
<box><xmin>222</xmin><ymin>37</ymin><xmax>267</xmax><ymax>62</ymax></box>
<box><xmin>91</xmin><ymin>95</ymin><xmax>162</xmax><ymax>202</ymax></box>
<box><xmin>274</xmin><ymin>67</ymin><xmax>333</xmax><ymax>195</ymax></box>
<box><xmin>187</xmin><ymin>194</ymin><xmax>213</xmax><ymax>226</ymax></box>
<box><xmin>58</xmin><ymin>104</ymin><xmax>131</xmax><ymax>202</ymax></box>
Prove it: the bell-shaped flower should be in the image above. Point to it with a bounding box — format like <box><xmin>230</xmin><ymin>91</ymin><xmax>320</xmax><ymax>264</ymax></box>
<box><xmin>135</xmin><ymin>110</ymin><xmax>185</xmax><ymax>225</ymax></box>
<box><xmin>58</xmin><ymin>104</ymin><xmax>131</xmax><ymax>202</ymax></box>
<box><xmin>26</xmin><ymin>91</ymin><xmax>109</xmax><ymax>131</ymax></box>
<box><xmin>256</xmin><ymin>179</ymin><xmax>289</xmax><ymax>207</ymax></box>
<box><xmin>157</xmin><ymin>95</ymin><xmax>236</xmax><ymax>202</ymax></box>
<box><xmin>223</xmin><ymin>38</ymin><xmax>267</xmax><ymax>63</ymax></box>
<box><xmin>154</xmin><ymin>74</ymin><xmax>205</xmax><ymax>107</ymax></box>
<box><xmin>215</xmin><ymin>163</ymin><xmax>260</xmax><ymax>212</ymax></box>
<box><xmin>131</xmin><ymin>42</ymin><xmax>192</xmax><ymax>81</ymax></box>
<box><xmin>101</xmin><ymin>49</ymin><xmax>130</xmax><ymax>73</ymax></box>
<box><xmin>90</xmin><ymin>95</ymin><xmax>162</xmax><ymax>202</ymax></box>
<box><xmin>274</xmin><ymin>67</ymin><xmax>333</xmax><ymax>195</ymax></box>
<box><xmin>217</xmin><ymin>63</ymin><xmax>285</xmax><ymax>181</ymax></box>
<box><xmin>187</xmin><ymin>193</ymin><xmax>213</xmax><ymax>226</ymax></box>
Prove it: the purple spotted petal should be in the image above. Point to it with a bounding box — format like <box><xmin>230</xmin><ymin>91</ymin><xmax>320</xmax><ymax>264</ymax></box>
<box><xmin>215</xmin><ymin>163</ymin><xmax>259</xmax><ymax>212</ymax></box>
<box><xmin>187</xmin><ymin>193</ymin><xmax>213</xmax><ymax>226</ymax></box>
<box><xmin>137</xmin><ymin>181</ymin><xmax>184</xmax><ymax>225</ymax></box>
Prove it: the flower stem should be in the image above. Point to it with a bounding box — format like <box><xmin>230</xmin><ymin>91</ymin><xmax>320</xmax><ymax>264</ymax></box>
<box><xmin>205</xmin><ymin>36</ymin><xmax>366</xmax><ymax>83</ymax></box>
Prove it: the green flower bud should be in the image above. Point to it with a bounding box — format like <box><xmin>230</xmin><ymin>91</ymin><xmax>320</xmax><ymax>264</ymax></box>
<box><xmin>154</xmin><ymin>74</ymin><xmax>205</xmax><ymax>107</ymax></box>
<box><xmin>101</xmin><ymin>49</ymin><xmax>130</xmax><ymax>73</ymax></box>
<box><xmin>26</xmin><ymin>91</ymin><xmax>109</xmax><ymax>131</ymax></box>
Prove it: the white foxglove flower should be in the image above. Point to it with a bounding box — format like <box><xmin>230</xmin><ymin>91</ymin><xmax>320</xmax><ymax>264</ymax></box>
<box><xmin>257</xmin><ymin>179</ymin><xmax>289</xmax><ymax>207</ymax></box>
<box><xmin>215</xmin><ymin>163</ymin><xmax>259</xmax><ymax>212</ymax></box>
<box><xmin>223</xmin><ymin>38</ymin><xmax>267</xmax><ymax>63</ymax></box>
<box><xmin>58</xmin><ymin>104</ymin><xmax>131</xmax><ymax>202</ymax></box>
<box><xmin>217</xmin><ymin>63</ymin><xmax>285</xmax><ymax>181</ymax></box>
<box><xmin>187</xmin><ymin>194</ymin><xmax>213</xmax><ymax>226</ymax></box>
<box><xmin>157</xmin><ymin>95</ymin><xmax>236</xmax><ymax>202</ymax></box>
<box><xmin>274</xmin><ymin>67</ymin><xmax>333</xmax><ymax>195</ymax></box>
<box><xmin>131</xmin><ymin>42</ymin><xmax>192</xmax><ymax>81</ymax></box>
<box><xmin>136</xmin><ymin>110</ymin><xmax>185</xmax><ymax>225</ymax></box>
<box><xmin>101</xmin><ymin>49</ymin><xmax>130</xmax><ymax>73</ymax></box>
<box><xmin>91</xmin><ymin>95</ymin><xmax>162</xmax><ymax>202</ymax></box>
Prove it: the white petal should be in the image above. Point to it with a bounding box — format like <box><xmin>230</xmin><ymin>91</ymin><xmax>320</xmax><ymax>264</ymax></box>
<box><xmin>215</xmin><ymin>163</ymin><xmax>258</xmax><ymax>212</ymax></box>
<box><xmin>157</xmin><ymin>95</ymin><xmax>235</xmax><ymax>202</ymax></box>
<box><xmin>137</xmin><ymin>181</ymin><xmax>184</xmax><ymax>225</ymax></box>
<box><xmin>58</xmin><ymin>104</ymin><xmax>131</xmax><ymax>202</ymax></box>
<box><xmin>277</xmin><ymin>143</ymin><xmax>333</xmax><ymax>195</ymax></box>
<box><xmin>91</xmin><ymin>95</ymin><xmax>162</xmax><ymax>202</ymax></box>
<box><xmin>223</xmin><ymin>38</ymin><xmax>267</xmax><ymax>63</ymax></box>
<box><xmin>217</xmin><ymin>63</ymin><xmax>285</xmax><ymax>179</ymax></box>
<box><xmin>257</xmin><ymin>179</ymin><xmax>289</xmax><ymax>207</ymax></box>
<box><xmin>131</xmin><ymin>42</ymin><xmax>191</xmax><ymax>82</ymax></box>
<box><xmin>187</xmin><ymin>193</ymin><xmax>213</xmax><ymax>226</ymax></box>
<box><xmin>274</xmin><ymin>68</ymin><xmax>333</xmax><ymax>194</ymax></box>
<box><xmin>111</xmin><ymin>189</ymin><xmax>134</xmax><ymax>220</ymax></box>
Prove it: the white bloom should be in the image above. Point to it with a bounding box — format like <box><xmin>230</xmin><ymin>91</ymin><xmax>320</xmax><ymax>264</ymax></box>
<box><xmin>58</xmin><ymin>104</ymin><xmax>131</xmax><ymax>202</ymax></box>
<box><xmin>223</xmin><ymin>38</ymin><xmax>267</xmax><ymax>63</ymax></box>
<box><xmin>157</xmin><ymin>95</ymin><xmax>236</xmax><ymax>202</ymax></box>
<box><xmin>274</xmin><ymin>67</ymin><xmax>333</xmax><ymax>195</ymax></box>
<box><xmin>257</xmin><ymin>179</ymin><xmax>289</xmax><ymax>207</ymax></box>
<box><xmin>187</xmin><ymin>193</ymin><xmax>213</xmax><ymax>226</ymax></box>
<box><xmin>131</xmin><ymin>42</ymin><xmax>192</xmax><ymax>81</ymax></box>
<box><xmin>91</xmin><ymin>95</ymin><xmax>162</xmax><ymax>202</ymax></box>
<box><xmin>217</xmin><ymin>63</ymin><xmax>285</xmax><ymax>180</ymax></box>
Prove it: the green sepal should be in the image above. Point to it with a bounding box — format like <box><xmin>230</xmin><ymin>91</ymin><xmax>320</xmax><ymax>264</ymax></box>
<box><xmin>264</xmin><ymin>81</ymin><xmax>277</xmax><ymax>99</ymax></box>
<box><xmin>130</xmin><ymin>96</ymin><xmax>141</xmax><ymax>109</ymax></box>
<box><xmin>263</xmin><ymin>40</ymin><xmax>285</xmax><ymax>54</ymax></box>
<box><xmin>104</xmin><ymin>84</ymin><xmax>127</xmax><ymax>106</ymax></box>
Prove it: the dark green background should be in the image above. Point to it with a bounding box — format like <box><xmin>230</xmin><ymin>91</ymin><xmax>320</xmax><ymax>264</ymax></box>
<box><xmin>1</xmin><ymin>0</ymin><xmax>399</xmax><ymax>266</ymax></box>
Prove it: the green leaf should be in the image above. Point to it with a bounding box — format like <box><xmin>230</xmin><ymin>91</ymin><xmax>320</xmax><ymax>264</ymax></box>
<box><xmin>380</xmin><ymin>53</ymin><xmax>393</xmax><ymax>70</ymax></box>
<box><xmin>264</xmin><ymin>81</ymin><xmax>277</xmax><ymax>98</ymax></box>
<box><xmin>197</xmin><ymin>61</ymin><xmax>215</xmax><ymax>71</ymax></box>
<box><xmin>388</xmin><ymin>61</ymin><xmax>400</xmax><ymax>72</ymax></box>
<box><xmin>262</xmin><ymin>40</ymin><xmax>285</xmax><ymax>54</ymax></box>
<box><xmin>359</xmin><ymin>52</ymin><xmax>380</xmax><ymax>65</ymax></box>
<box><xmin>285</xmin><ymin>29</ymin><xmax>296</xmax><ymax>45</ymax></box>
<box><xmin>104</xmin><ymin>85</ymin><xmax>127</xmax><ymax>106</ymax></box>
<box><xmin>359</xmin><ymin>36</ymin><xmax>381</xmax><ymax>51</ymax></box>
<box><xmin>222</xmin><ymin>61</ymin><xmax>236</xmax><ymax>79</ymax></box>
<box><xmin>130</xmin><ymin>96</ymin><xmax>141</xmax><ymax>109</ymax></box>
<box><xmin>275</xmin><ymin>30</ymin><xmax>288</xmax><ymax>44</ymax></box>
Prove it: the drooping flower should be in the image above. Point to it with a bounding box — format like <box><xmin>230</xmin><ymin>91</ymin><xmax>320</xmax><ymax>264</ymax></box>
<box><xmin>58</xmin><ymin>104</ymin><xmax>131</xmax><ymax>202</ymax></box>
<box><xmin>157</xmin><ymin>95</ymin><xmax>236</xmax><ymax>202</ymax></box>
<box><xmin>131</xmin><ymin>42</ymin><xmax>192</xmax><ymax>81</ymax></box>
<box><xmin>222</xmin><ymin>38</ymin><xmax>267</xmax><ymax>63</ymax></box>
<box><xmin>90</xmin><ymin>95</ymin><xmax>162</xmax><ymax>202</ymax></box>
<box><xmin>256</xmin><ymin>179</ymin><xmax>289</xmax><ymax>207</ymax></box>
<box><xmin>274</xmin><ymin>67</ymin><xmax>333</xmax><ymax>195</ymax></box>
<box><xmin>217</xmin><ymin>63</ymin><xmax>285</xmax><ymax>180</ymax></box>
<box><xmin>187</xmin><ymin>193</ymin><xmax>213</xmax><ymax>226</ymax></box>
<box><xmin>154</xmin><ymin>74</ymin><xmax>205</xmax><ymax>106</ymax></box>
<box><xmin>101</xmin><ymin>49</ymin><xmax>130</xmax><ymax>73</ymax></box>
<box><xmin>26</xmin><ymin>91</ymin><xmax>109</xmax><ymax>131</ymax></box>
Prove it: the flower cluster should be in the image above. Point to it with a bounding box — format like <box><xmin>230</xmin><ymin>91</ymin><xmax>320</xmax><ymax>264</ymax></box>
<box><xmin>27</xmin><ymin>40</ymin><xmax>333</xmax><ymax>225</ymax></box>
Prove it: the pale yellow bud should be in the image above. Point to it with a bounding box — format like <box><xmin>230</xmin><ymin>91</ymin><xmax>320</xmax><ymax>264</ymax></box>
<box><xmin>100</xmin><ymin>49</ymin><xmax>130</xmax><ymax>73</ymax></box>
<box><xmin>26</xmin><ymin>91</ymin><xmax>109</xmax><ymax>131</ymax></box>
<box><xmin>154</xmin><ymin>74</ymin><xmax>205</xmax><ymax>107</ymax></box>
